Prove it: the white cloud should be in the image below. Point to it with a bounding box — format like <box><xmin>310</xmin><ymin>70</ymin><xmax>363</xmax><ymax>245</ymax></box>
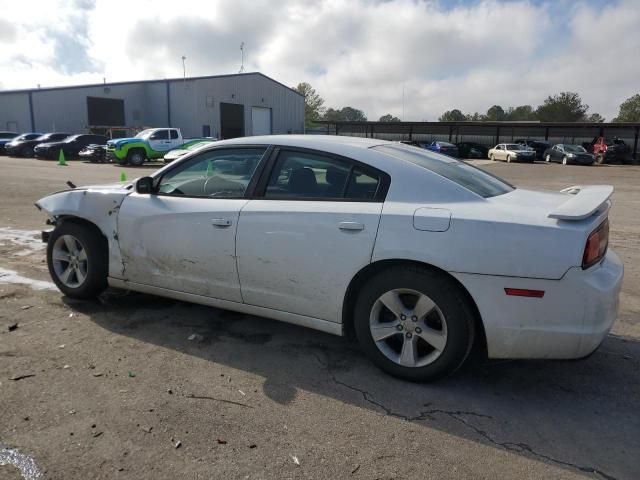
<box><xmin>0</xmin><ymin>0</ymin><xmax>638</xmax><ymax>120</ymax></box>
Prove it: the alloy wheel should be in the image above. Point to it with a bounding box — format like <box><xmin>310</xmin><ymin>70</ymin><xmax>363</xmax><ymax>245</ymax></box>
<box><xmin>369</xmin><ymin>288</ymin><xmax>448</xmax><ymax>368</ymax></box>
<box><xmin>51</xmin><ymin>234</ymin><xmax>88</xmax><ymax>288</ymax></box>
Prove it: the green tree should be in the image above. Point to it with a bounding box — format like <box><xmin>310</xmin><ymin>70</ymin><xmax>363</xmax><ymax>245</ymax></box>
<box><xmin>485</xmin><ymin>105</ymin><xmax>506</xmax><ymax>121</ymax></box>
<box><xmin>613</xmin><ymin>94</ymin><xmax>640</xmax><ymax>122</ymax></box>
<box><xmin>585</xmin><ymin>113</ymin><xmax>605</xmax><ymax>123</ymax></box>
<box><xmin>535</xmin><ymin>92</ymin><xmax>589</xmax><ymax>121</ymax></box>
<box><xmin>465</xmin><ymin>112</ymin><xmax>484</xmax><ymax>121</ymax></box>
<box><xmin>379</xmin><ymin>113</ymin><xmax>401</xmax><ymax>122</ymax></box>
<box><xmin>504</xmin><ymin>105</ymin><xmax>536</xmax><ymax>121</ymax></box>
<box><xmin>294</xmin><ymin>82</ymin><xmax>325</xmax><ymax>128</ymax></box>
<box><xmin>438</xmin><ymin>109</ymin><xmax>467</xmax><ymax>121</ymax></box>
<box><xmin>323</xmin><ymin>106</ymin><xmax>367</xmax><ymax>122</ymax></box>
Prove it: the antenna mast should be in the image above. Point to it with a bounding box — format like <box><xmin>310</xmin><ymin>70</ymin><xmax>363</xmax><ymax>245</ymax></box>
<box><xmin>239</xmin><ymin>42</ymin><xmax>245</xmax><ymax>73</ymax></box>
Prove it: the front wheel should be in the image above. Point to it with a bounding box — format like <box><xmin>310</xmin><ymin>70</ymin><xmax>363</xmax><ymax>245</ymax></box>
<box><xmin>562</xmin><ymin>156</ymin><xmax>568</xmax><ymax>165</ymax></box>
<box><xmin>506</xmin><ymin>155</ymin><xmax>511</xmax><ymax>163</ymax></box>
<box><xmin>489</xmin><ymin>154</ymin><xmax>495</xmax><ymax>161</ymax></box>
<box><xmin>596</xmin><ymin>154</ymin><xmax>605</xmax><ymax>165</ymax></box>
<box><xmin>545</xmin><ymin>154</ymin><xmax>551</xmax><ymax>162</ymax></box>
<box><xmin>354</xmin><ymin>267</ymin><xmax>475</xmax><ymax>382</ymax></box>
<box><xmin>127</xmin><ymin>149</ymin><xmax>146</xmax><ymax>166</ymax></box>
<box><xmin>47</xmin><ymin>222</ymin><xmax>108</xmax><ymax>299</ymax></box>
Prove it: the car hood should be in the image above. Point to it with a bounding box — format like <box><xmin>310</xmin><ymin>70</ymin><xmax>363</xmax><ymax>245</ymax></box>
<box><xmin>36</xmin><ymin>141</ymin><xmax>64</xmax><ymax>149</ymax></box>
<box><xmin>107</xmin><ymin>137</ymin><xmax>140</xmax><ymax>148</ymax></box>
<box><xmin>36</xmin><ymin>182</ymin><xmax>134</xmax><ymax>220</ymax></box>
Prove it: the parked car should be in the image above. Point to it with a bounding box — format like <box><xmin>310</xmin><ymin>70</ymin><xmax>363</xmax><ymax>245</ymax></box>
<box><xmin>106</xmin><ymin>128</ymin><xmax>208</xmax><ymax>166</ymax></box>
<box><xmin>456</xmin><ymin>142</ymin><xmax>488</xmax><ymax>159</ymax></box>
<box><xmin>488</xmin><ymin>143</ymin><xmax>536</xmax><ymax>163</ymax></box>
<box><xmin>0</xmin><ymin>131</ymin><xmax>19</xmax><ymax>155</ymax></box>
<box><xmin>424</xmin><ymin>141</ymin><xmax>459</xmax><ymax>158</ymax></box>
<box><xmin>34</xmin><ymin>134</ymin><xmax>108</xmax><ymax>160</ymax></box>
<box><xmin>2</xmin><ymin>133</ymin><xmax>43</xmax><ymax>156</ymax></box>
<box><xmin>515</xmin><ymin>139</ymin><xmax>551</xmax><ymax>161</ymax></box>
<box><xmin>163</xmin><ymin>139</ymin><xmax>218</xmax><ymax>163</ymax></box>
<box><xmin>79</xmin><ymin>144</ymin><xmax>108</xmax><ymax>163</ymax></box>
<box><xmin>36</xmin><ymin>135</ymin><xmax>623</xmax><ymax>382</ymax></box>
<box><xmin>543</xmin><ymin>144</ymin><xmax>595</xmax><ymax>165</ymax></box>
<box><xmin>5</xmin><ymin>132</ymin><xmax>70</xmax><ymax>157</ymax></box>
<box><xmin>583</xmin><ymin>136</ymin><xmax>632</xmax><ymax>164</ymax></box>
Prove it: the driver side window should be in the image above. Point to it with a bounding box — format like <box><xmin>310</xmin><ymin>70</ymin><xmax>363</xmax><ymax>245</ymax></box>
<box><xmin>158</xmin><ymin>147</ymin><xmax>267</xmax><ymax>198</ymax></box>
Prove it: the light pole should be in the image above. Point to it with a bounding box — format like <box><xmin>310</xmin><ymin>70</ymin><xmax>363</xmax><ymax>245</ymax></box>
<box><xmin>182</xmin><ymin>56</ymin><xmax>187</xmax><ymax>81</ymax></box>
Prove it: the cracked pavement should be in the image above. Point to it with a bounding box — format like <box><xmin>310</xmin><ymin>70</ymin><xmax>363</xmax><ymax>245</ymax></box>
<box><xmin>0</xmin><ymin>157</ymin><xmax>639</xmax><ymax>479</ymax></box>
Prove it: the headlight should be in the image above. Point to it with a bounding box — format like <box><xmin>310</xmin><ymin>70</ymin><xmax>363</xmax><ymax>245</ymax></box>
<box><xmin>567</xmin><ymin>154</ymin><xmax>576</xmax><ymax>158</ymax></box>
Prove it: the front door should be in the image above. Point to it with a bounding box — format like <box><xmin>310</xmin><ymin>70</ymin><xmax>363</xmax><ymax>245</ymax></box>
<box><xmin>236</xmin><ymin>148</ymin><xmax>387</xmax><ymax>323</ymax></box>
<box><xmin>117</xmin><ymin>146</ymin><xmax>268</xmax><ymax>302</ymax></box>
<box><xmin>147</xmin><ymin>129</ymin><xmax>173</xmax><ymax>153</ymax></box>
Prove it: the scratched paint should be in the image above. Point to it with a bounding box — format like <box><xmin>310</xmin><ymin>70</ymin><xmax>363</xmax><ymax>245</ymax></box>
<box><xmin>0</xmin><ymin>444</ymin><xmax>42</xmax><ymax>479</ymax></box>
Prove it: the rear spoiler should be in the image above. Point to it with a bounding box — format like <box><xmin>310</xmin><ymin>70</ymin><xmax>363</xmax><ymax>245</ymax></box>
<box><xmin>548</xmin><ymin>185</ymin><xmax>613</xmax><ymax>220</ymax></box>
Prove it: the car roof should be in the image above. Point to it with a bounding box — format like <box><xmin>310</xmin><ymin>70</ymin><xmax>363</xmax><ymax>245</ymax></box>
<box><xmin>213</xmin><ymin>134</ymin><xmax>392</xmax><ymax>150</ymax></box>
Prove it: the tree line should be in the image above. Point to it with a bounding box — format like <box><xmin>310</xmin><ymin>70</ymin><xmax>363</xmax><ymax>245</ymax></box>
<box><xmin>295</xmin><ymin>83</ymin><xmax>640</xmax><ymax>126</ymax></box>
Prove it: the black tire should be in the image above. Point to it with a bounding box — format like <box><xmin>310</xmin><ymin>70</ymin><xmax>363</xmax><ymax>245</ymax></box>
<box><xmin>506</xmin><ymin>155</ymin><xmax>511</xmax><ymax>163</ymax></box>
<box><xmin>46</xmin><ymin>222</ymin><xmax>108</xmax><ymax>299</ymax></box>
<box><xmin>127</xmin><ymin>149</ymin><xmax>146</xmax><ymax>166</ymax></box>
<box><xmin>21</xmin><ymin>146</ymin><xmax>34</xmax><ymax>157</ymax></box>
<box><xmin>353</xmin><ymin>266</ymin><xmax>475</xmax><ymax>382</ymax></box>
<box><xmin>596</xmin><ymin>154</ymin><xmax>605</xmax><ymax>165</ymax></box>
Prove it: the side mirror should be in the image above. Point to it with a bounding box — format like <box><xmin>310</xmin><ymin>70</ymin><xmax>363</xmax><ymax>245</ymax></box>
<box><xmin>135</xmin><ymin>176</ymin><xmax>154</xmax><ymax>194</ymax></box>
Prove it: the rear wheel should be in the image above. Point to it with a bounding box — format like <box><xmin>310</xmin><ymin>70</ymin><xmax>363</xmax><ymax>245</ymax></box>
<box><xmin>354</xmin><ymin>266</ymin><xmax>475</xmax><ymax>382</ymax></box>
<box><xmin>47</xmin><ymin>222</ymin><xmax>108</xmax><ymax>299</ymax></box>
<box><xmin>127</xmin><ymin>149</ymin><xmax>146</xmax><ymax>166</ymax></box>
<box><xmin>596</xmin><ymin>154</ymin><xmax>605</xmax><ymax>165</ymax></box>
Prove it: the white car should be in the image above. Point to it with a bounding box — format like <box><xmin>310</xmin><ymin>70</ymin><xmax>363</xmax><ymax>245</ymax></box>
<box><xmin>488</xmin><ymin>143</ymin><xmax>536</xmax><ymax>163</ymax></box>
<box><xmin>36</xmin><ymin>136</ymin><xmax>623</xmax><ymax>381</ymax></box>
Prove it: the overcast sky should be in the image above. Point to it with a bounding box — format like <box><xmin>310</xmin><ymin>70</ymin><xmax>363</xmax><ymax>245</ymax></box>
<box><xmin>0</xmin><ymin>0</ymin><xmax>638</xmax><ymax>120</ymax></box>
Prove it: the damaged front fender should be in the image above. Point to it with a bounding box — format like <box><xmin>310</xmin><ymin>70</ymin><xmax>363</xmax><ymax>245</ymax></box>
<box><xmin>35</xmin><ymin>183</ymin><xmax>134</xmax><ymax>279</ymax></box>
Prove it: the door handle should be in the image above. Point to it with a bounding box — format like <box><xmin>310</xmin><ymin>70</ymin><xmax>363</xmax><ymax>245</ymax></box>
<box><xmin>211</xmin><ymin>218</ymin><xmax>232</xmax><ymax>227</ymax></box>
<box><xmin>339</xmin><ymin>221</ymin><xmax>364</xmax><ymax>231</ymax></box>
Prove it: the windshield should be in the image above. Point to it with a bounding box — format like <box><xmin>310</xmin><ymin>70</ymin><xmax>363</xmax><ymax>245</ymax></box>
<box><xmin>187</xmin><ymin>141</ymin><xmax>212</xmax><ymax>150</ymax></box>
<box><xmin>64</xmin><ymin>135</ymin><xmax>81</xmax><ymax>143</ymax></box>
<box><xmin>437</xmin><ymin>142</ymin><xmax>456</xmax><ymax>147</ymax></box>
<box><xmin>374</xmin><ymin>144</ymin><xmax>514</xmax><ymax>198</ymax></box>
<box><xmin>134</xmin><ymin>129</ymin><xmax>154</xmax><ymax>139</ymax></box>
<box><xmin>35</xmin><ymin>134</ymin><xmax>54</xmax><ymax>141</ymax></box>
<box><xmin>564</xmin><ymin>145</ymin><xmax>587</xmax><ymax>153</ymax></box>
<box><xmin>14</xmin><ymin>134</ymin><xmax>40</xmax><ymax>141</ymax></box>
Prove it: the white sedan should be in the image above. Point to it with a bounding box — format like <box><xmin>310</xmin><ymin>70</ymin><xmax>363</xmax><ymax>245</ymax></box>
<box><xmin>36</xmin><ymin>135</ymin><xmax>623</xmax><ymax>381</ymax></box>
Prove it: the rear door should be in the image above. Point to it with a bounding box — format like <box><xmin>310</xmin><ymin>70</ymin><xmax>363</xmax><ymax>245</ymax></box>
<box><xmin>236</xmin><ymin>147</ymin><xmax>389</xmax><ymax>323</ymax></box>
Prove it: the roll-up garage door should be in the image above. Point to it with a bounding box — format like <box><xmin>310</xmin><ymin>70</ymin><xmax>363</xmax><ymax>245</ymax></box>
<box><xmin>251</xmin><ymin>107</ymin><xmax>271</xmax><ymax>136</ymax></box>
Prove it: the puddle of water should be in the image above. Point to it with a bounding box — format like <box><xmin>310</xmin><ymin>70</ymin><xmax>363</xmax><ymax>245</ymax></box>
<box><xmin>0</xmin><ymin>267</ymin><xmax>57</xmax><ymax>291</ymax></box>
<box><xmin>0</xmin><ymin>444</ymin><xmax>42</xmax><ymax>480</ymax></box>
<box><xmin>0</xmin><ymin>227</ymin><xmax>45</xmax><ymax>257</ymax></box>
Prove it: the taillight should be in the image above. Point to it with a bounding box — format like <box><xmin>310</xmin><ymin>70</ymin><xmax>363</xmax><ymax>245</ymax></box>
<box><xmin>582</xmin><ymin>219</ymin><xmax>609</xmax><ymax>269</ymax></box>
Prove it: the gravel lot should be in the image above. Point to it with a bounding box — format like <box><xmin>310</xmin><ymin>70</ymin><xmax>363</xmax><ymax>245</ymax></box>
<box><xmin>0</xmin><ymin>155</ymin><xmax>638</xmax><ymax>480</ymax></box>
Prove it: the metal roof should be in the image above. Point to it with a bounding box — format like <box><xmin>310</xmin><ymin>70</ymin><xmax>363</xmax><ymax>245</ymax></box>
<box><xmin>0</xmin><ymin>72</ymin><xmax>303</xmax><ymax>98</ymax></box>
<box><xmin>314</xmin><ymin>120</ymin><xmax>640</xmax><ymax>128</ymax></box>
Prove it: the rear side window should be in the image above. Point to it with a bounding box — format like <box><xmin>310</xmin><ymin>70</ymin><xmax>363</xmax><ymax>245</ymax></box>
<box><xmin>374</xmin><ymin>144</ymin><xmax>513</xmax><ymax>198</ymax></box>
<box><xmin>170</xmin><ymin>129</ymin><xmax>179</xmax><ymax>139</ymax></box>
<box><xmin>264</xmin><ymin>150</ymin><xmax>381</xmax><ymax>201</ymax></box>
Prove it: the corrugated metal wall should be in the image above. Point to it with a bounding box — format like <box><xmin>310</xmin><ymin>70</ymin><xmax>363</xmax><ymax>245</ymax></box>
<box><xmin>0</xmin><ymin>73</ymin><xmax>304</xmax><ymax>138</ymax></box>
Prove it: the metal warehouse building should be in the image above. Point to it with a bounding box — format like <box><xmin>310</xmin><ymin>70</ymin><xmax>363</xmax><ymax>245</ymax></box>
<box><xmin>0</xmin><ymin>72</ymin><xmax>304</xmax><ymax>139</ymax></box>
